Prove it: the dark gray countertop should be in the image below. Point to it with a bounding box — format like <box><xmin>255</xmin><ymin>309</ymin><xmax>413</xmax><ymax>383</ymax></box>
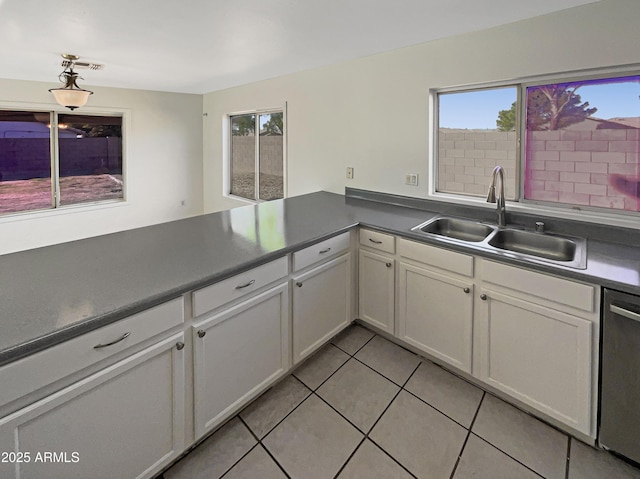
<box><xmin>2</xmin><ymin>190</ymin><xmax>640</xmax><ymax>367</ymax></box>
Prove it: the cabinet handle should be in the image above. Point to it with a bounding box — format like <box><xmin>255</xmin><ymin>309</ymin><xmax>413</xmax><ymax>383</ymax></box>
<box><xmin>319</xmin><ymin>248</ymin><xmax>331</xmax><ymax>254</ymax></box>
<box><xmin>610</xmin><ymin>305</ymin><xmax>640</xmax><ymax>324</ymax></box>
<box><xmin>93</xmin><ymin>332</ymin><xmax>131</xmax><ymax>349</ymax></box>
<box><xmin>176</xmin><ymin>341</ymin><xmax>185</xmax><ymax>350</ymax></box>
<box><xmin>463</xmin><ymin>287</ymin><xmax>470</xmax><ymax>294</ymax></box>
<box><xmin>235</xmin><ymin>279</ymin><xmax>256</xmax><ymax>290</ymax></box>
<box><xmin>369</xmin><ymin>238</ymin><xmax>383</xmax><ymax>244</ymax></box>
<box><xmin>197</xmin><ymin>330</ymin><xmax>206</xmax><ymax>338</ymax></box>
<box><xmin>296</xmin><ymin>282</ymin><xmax>303</xmax><ymax>287</ymax></box>
<box><xmin>480</xmin><ymin>294</ymin><xmax>487</xmax><ymax>301</ymax></box>
<box><xmin>386</xmin><ymin>262</ymin><xmax>392</xmax><ymax>268</ymax></box>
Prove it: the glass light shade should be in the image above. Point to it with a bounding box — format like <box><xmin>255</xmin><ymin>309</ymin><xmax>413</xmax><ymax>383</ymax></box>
<box><xmin>50</xmin><ymin>88</ymin><xmax>92</xmax><ymax>110</ymax></box>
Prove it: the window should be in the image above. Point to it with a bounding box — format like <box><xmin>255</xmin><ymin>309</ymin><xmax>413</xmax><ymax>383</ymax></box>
<box><xmin>437</xmin><ymin>87</ymin><xmax>518</xmax><ymax>200</ymax></box>
<box><xmin>0</xmin><ymin>110</ymin><xmax>123</xmax><ymax>216</ymax></box>
<box><xmin>434</xmin><ymin>70</ymin><xmax>640</xmax><ymax>215</ymax></box>
<box><xmin>229</xmin><ymin>110</ymin><xmax>284</xmax><ymax>202</ymax></box>
<box><xmin>524</xmin><ymin>76</ymin><xmax>640</xmax><ymax>212</ymax></box>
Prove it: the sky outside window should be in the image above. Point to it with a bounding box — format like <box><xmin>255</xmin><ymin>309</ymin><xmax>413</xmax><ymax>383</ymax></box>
<box><xmin>439</xmin><ymin>77</ymin><xmax>640</xmax><ymax>129</ymax></box>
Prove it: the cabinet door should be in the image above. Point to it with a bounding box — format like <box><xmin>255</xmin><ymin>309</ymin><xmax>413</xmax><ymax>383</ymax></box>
<box><xmin>398</xmin><ymin>262</ymin><xmax>473</xmax><ymax>372</ymax></box>
<box><xmin>292</xmin><ymin>254</ymin><xmax>352</xmax><ymax>363</ymax></box>
<box><xmin>0</xmin><ymin>334</ymin><xmax>186</xmax><ymax>479</ymax></box>
<box><xmin>193</xmin><ymin>283</ymin><xmax>290</xmax><ymax>439</ymax></box>
<box><xmin>475</xmin><ymin>289</ymin><xmax>592</xmax><ymax>434</ymax></box>
<box><xmin>358</xmin><ymin>249</ymin><xmax>394</xmax><ymax>334</ymax></box>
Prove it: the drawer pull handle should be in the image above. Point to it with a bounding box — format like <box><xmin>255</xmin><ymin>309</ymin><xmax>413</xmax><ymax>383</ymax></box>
<box><xmin>296</xmin><ymin>282</ymin><xmax>303</xmax><ymax>288</ymax></box>
<box><xmin>235</xmin><ymin>279</ymin><xmax>256</xmax><ymax>290</ymax></box>
<box><xmin>369</xmin><ymin>238</ymin><xmax>383</xmax><ymax>244</ymax></box>
<box><xmin>463</xmin><ymin>287</ymin><xmax>470</xmax><ymax>294</ymax></box>
<box><xmin>197</xmin><ymin>330</ymin><xmax>206</xmax><ymax>338</ymax></box>
<box><xmin>480</xmin><ymin>294</ymin><xmax>487</xmax><ymax>301</ymax></box>
<box><xmin>176</xmin><ymin>341</ymin><xmax>185</xmax><ymax>350</ymax></box>
<box><xmin>386</xmin><ymin>262</ymin><xmax>392</xmax><ymax>268</ymax></box>
<box><xmin>610</xmin><ymin>305</ymin><xmax>640</xmax><ymax>324</ymax></box>
<box><xmin>93</xmin><ymin>332</ymin><xmax>131</xmax><ymax>349</ymax></box>
<box><xmin>319</xmin><ymin>248</ymin><xmax>331</xmax><ymax>254</ymax></box>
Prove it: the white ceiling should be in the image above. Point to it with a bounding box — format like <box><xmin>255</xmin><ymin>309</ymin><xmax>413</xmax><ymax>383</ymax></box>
<box><xmin>0</xmin><ymin>0</ymin><xmax>598</xmax><ymax>95</ymax></box>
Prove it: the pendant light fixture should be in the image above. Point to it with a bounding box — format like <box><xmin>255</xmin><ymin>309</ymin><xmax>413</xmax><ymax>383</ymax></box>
<box><xmin>49</xmin><ymin>54</ymin><xmax>93</xmax><ymax>110</ymax></box>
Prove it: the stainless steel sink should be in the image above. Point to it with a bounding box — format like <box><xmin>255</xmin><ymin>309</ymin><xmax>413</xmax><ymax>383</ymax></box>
<box><xmin>411</xmin><ymin>216</ymin><xmax>587</xmax><ymax>269</ymax></box>
<box><xmin>486</xmin><ymin>228</ymin><xmax>586</xmax><ymax>268</ymax></box>
<box><xmin>412</xmin><ymin>217</ymin><xmax>496</xmax><ymax>242</ymax></box>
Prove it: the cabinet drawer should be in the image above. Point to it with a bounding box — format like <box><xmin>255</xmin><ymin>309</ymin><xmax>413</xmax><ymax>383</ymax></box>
<box><xmin>192</xmin><ymin>256</ymin><xmax>288</xmax><ymax>317</ymax></box>
<box><xmin>0</xmin><ymin>298</ymin><xmax>183</xmax><ymax>410</ymax></box>
<box><xmin>398</xmin><ymin>238</ymin><xmax>473</xmax><ymax>277</ymax></box>
<box><xmin>480</xmin><ymin>260</ymin><xmax>596</xmax><ymax>314</ymax></box>
<box><xmin>359</xmin><ymin>229</ymin><xmax>395</xmax><ymax>254</ymax></box>
<box><xmin>293</xmin><ymin>232</ymin><xmax>350</xmax><ymax>272</ymax></box>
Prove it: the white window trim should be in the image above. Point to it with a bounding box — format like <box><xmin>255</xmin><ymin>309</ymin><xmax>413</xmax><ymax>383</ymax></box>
<box><xmin>0</xmin><ymin>101</ymin><xmax>129</xmax><ymax>222</ymax></box>
<box><xmin>428</xmin><ymin>64</ymin><xmax>640</xmax><ymax>230</ymax></box>
<box><xmin>223</xmin><ymin>103</ymin><xmax>287</xmax><ymax>204</ymax></box>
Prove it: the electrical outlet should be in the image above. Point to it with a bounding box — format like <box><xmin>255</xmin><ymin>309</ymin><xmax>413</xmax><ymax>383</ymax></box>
<box><xmin>405</xmin><ymin>173</ymin><xmax>418</xmax><ymax>186</ymax></box>
<box><xmin>346</xmin><ymin>167</ymin><xmax>354</xmax><ymax>179</ymax></box>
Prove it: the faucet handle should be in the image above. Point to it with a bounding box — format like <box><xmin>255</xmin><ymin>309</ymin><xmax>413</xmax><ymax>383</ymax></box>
<box><xmin>535</xmin><ymin>221</ymin><xmax>545</xmax><ymax>233</ymax></box>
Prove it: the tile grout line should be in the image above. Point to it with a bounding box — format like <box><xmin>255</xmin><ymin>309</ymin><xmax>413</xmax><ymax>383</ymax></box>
<box><xmin>330</xmin><ymin>355</ymin><xmax>423</xmax><ymax>479</ymax></box>
<box><xmin>257</xmin><ymin>442</ymin><xmax>293</xmax><ymax>479</ymax></box>
<box><xmin>162</xmin><ymin>325</ymin><xmax>603</xmax><ymax>479</ymax></box>
<box><xmin>237</xmin><ymin>415</ymin><xmax>293</xmax><ymax>479</ymax></box>
<box><xmin>565</xmin><ymin>437</ymin><xmax>572</xmax><ymax>479</ymax></box>
<box><xmin>331</xmin><ymin>435</ymin><xmax>368</xmax><ymax>479</ymax></box>
<box><xmin>230</xmin><ymin>329</ymin><xmax>374</xmax><ymax>479</ymax></box>
<box><xmin>215</xmin><ymin>440</ymin><xmax>259</xmax><ymax>479</ymax></box>
<box><xmin>350</xmin><ymin>353</ymin><xmax>416</xmax><ymax>388</ymax></box>
<box><xmin>402</xmin><ymin>387</ymin><xmax>480</xmax><ymax>431</ymax></box>
<box><xmin>355</xmin><ymin>360</ymin><xmax>424</xmax><ymax>479</ymax></box>
<box><xmin>466</xmin><ymin>432</ymin><xmax>547</xmax><ymax>479</ymax></box>
<box><xmin>463</xmin><ymin>393</ymin><xmax>568</xmax><ymax>479</ymax></box>
<box><xmin>453</xmin><ymin>388</ymin><xmax>550</xmax><ymax>478</ymax></box>
<box><xmin>449</xmin><ymin>391</ymin><xmax>486</xmax><ymax>479</ymax></box>
<box><xmin>330</xmin><ymin>332</ymin><xmax>375</xmax><ymax>359</ymax></box>
<box><xmin>247</xmin><ymin>384</ymin><xmax>313</xmax><ymax>444</ymax></box>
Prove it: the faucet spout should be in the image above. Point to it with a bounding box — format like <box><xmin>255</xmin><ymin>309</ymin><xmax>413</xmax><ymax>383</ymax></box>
<box><xmin>486</xmin><ymin>165</ymin><xmax>506</xmax><ymax>227</ymax></box>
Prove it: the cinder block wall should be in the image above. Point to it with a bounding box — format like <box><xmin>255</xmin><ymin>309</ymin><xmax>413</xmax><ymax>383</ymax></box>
<box><xmin>438</xmin><ymin>129</ymin><xmax>517</xmax><ymax>198</ymax></box>
<box><xmin>438</xmin><ymin>128</ymin><xmax>640</xmax><ymax>212</ymax></box>
<box><xmin>231</xmin><ymin>136</ymin><xmax>283</xmax><ymax>177</ymax></box>
<box><xmin>526</xmin><ymin>128</ymin><xmax>639</xmax><ymax>211</ymax></box>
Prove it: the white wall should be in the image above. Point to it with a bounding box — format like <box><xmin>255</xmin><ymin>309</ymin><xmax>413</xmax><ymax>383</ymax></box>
<box><xmin>0</xmin><ymin>79</ymin><xmax>203</xmax><ymax>254</ymax></box>
<box><xmin>202</xmin><ymin>0</ymin><xmax>640</xmax><ymax>213</ymax></box>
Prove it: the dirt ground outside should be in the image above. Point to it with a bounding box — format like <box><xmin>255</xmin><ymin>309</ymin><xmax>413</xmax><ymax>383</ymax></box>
<box><xmin>231</xmin><ymin>173</ymin><xmax>284</xmax><ymax>201</ymax></box>
<box><xmin>0</xmin><ymin>174</ymin><xmax>123</xmax><ymax>214</ymax></box>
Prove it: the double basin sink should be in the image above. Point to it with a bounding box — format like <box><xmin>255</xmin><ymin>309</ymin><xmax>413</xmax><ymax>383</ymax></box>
<box><xmin>411</xmin><ymin>216</ymin><xmax>586</xmax><ymax>269</ymax></box>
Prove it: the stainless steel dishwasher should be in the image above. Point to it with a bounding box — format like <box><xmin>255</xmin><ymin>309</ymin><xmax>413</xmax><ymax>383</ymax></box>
<box><xmin>600</xmin><ymin>289</ymin><xmax>640</xmax><ymax>464</ymax></box>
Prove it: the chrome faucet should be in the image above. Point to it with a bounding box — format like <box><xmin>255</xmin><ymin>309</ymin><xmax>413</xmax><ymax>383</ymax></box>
<box><xmin>486</xmin><ymin>165</ymin><xmax>506</xmax><ymax>227</ymax></box>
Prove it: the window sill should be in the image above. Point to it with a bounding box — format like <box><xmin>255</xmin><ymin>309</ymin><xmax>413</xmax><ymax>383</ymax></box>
<box><xmin>0</xmin><ymin>199</ymin><xmax>128</xmax><ymax>224</ymax></box>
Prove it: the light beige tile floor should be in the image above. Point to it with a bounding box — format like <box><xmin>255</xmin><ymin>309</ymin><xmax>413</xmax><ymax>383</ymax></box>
<box><xmin>160</xmin><ymin>324</ymin><xmax>640</xmax><ymax>479</ymax></box>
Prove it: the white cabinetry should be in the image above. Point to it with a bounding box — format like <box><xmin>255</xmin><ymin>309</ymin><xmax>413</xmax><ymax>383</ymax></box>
<box><xmin>0</xmin><ymin>333</ymin><xmax>186</xmax><ymax>479</ymax></box>
<box><xmin>475</xmin><ymin>259</ymin><xmax>599</xmax><ymax>436</ymax></box>
<box><xmin>292</xmin><ymin>253</ymin><xmax>352</xmax><ymax>364</ymax></box>
<box><xmin>362</xmin><ymin>232</ymin><xmax>599</xmax><ymax>438</ymax></box>
<box><xmin>358</xmin><ymin>229</ymin><xmax>396</xmax><ymax>334</ymax></box>
<box><xmin>397</xmin><ymin>238</ymin><xmax>474</xmax><ymax>373</ymax></box>
<box><xmin>192</xmin><ymin>283</ymin><xmax>290</xmax><ymax>439</ymax></box>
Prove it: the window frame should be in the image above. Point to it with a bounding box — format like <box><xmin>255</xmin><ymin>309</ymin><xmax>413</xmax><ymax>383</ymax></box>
<box><xmin>0</xmin><ymin>102</ymin><xmax>128</xmax><ymax>220</ymax></box>
<box><xmin>432</xmin><ymin>83</ymin><xmax>522</xmax><ymax>201</ymax></box>
<box><xmin>224</xmin><ymin>105</ymin><xmax>287</xmax><ymax>204</ymax></box>
<box><xmin>430</xmin><ymin>65</ymin><xmax>640</xmax><ymax>228</ymax></box>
